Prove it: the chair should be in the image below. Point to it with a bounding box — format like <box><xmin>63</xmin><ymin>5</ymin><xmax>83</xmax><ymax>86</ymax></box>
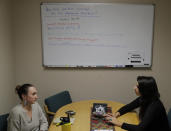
<box><xmin>168</xmin><ymin>108</ymin><xmax>171</xmax><ymax>130</ymax></box>
<box><xmin>44</xmin><ymin>91</ymin><xmax>72</xmax><ymax>124</ymax></box>
<box><xmin>0</xmin><ymin>113</ymin><xmax>9</xmax><ymax>131</ymax></box>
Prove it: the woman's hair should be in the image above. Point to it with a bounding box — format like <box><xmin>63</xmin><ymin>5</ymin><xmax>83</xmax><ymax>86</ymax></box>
<box><xmin>15</xmin><ymin>84</ymin><xmax>34</xmax><ymax>100</ymax></box>
<box><xmin>137</xmin><ymin>76</ymin><xmax>160</xmax><ymax>120</ymax></box>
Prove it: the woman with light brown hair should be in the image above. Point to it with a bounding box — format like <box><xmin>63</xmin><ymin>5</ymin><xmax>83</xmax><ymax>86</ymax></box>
<box><xmin>8</xmin><ymin>84</ymin><xmax>48</xmax><ymax>131</ymax></box>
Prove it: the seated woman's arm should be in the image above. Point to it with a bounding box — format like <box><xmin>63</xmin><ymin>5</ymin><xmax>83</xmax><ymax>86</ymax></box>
<box><xmin>121</xmin><ymin>101</ymin><xmax>160</xmax><ymax>131</ymax></box>
<box><xmin>117</xmin><ymin>97</ymin><xmax>141</xmax><ymax>116</ymax></box>
<box><xmin>7</xmin><ymin>111</ymin><xmax>20</xmax><ymax>131</ymax></box>
<box><xmin>37</xmin><ymin>103</ymin><xmax>48</xmax><ymax>131</ymax></box>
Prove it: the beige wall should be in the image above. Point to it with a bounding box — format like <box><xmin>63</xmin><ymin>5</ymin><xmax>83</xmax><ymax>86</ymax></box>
<box><xmin>3</xmin><ymin>0</ymin><xmax>170</xmax><ymax>113</ymax></box>
<box><xmin>0</xmin><ymin>0</ymin><xmax>16</xmax><ymax>114</ymax></box>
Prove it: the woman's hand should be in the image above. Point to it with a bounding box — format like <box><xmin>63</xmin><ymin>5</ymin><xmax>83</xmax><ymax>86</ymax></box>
<box><xmin>114</xmin><ymin>112</ymin><xmax>120</xmax><ymax>118</ymax></box>
<box><xmin>104</xmin><ymin>112</ymin><xmax>120</xmax><ymax>118</ymax></box>
<box><xmin>105</xmin><ymin>114</ymin><xmax>123</xmax><ymax>127</ymax></box>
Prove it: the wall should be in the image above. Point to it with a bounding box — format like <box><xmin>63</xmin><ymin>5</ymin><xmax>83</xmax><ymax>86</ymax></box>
<box><xmin>0</xmin><ymin>0</ymin><xmax>16</xmax><ymax>114</ymax></box>
<box><xmin>13</xmin><ymin>0</ymin><xmax>171</xmax><ymax>110</ymax></box>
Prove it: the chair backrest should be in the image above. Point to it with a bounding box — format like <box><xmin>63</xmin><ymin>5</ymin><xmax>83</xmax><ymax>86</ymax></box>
<box><xmin>168</xmin><ymin>108</ymin><xmax>171</xmax><ymax>130</ymax></box>
<box><xmin>45</xmin><ymin>90</ymin><xmax>72</xmax><ymax>113</ymax></box>
<box><xmin>0</xmin><ymin>113</ymin><xmax>9</xmax><ymax>131</ymax></box>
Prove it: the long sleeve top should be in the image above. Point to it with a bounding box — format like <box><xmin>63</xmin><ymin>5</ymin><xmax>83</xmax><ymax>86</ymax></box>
<box><xmin>117</xmin><ymin>97</ymin><xmax>170</xmax><ymax>131</ymax></box>
<box><xmin>7</xmin><ymin>102</ymin><xmax>48</xmax><ymax>131</ymax></box>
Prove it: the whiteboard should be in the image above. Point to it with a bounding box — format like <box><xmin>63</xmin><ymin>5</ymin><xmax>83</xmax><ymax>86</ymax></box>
<box><xmin>41</xmin><ymin>3</ymin><xmax>154</xmax><ymax>67</ymax></box>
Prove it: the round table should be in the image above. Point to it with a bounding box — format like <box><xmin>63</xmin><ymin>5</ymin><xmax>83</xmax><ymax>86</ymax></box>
<box><xmin>48</xmin><ymin>99</ymin><xmax>139</xmax><ymax>131</ymax></box>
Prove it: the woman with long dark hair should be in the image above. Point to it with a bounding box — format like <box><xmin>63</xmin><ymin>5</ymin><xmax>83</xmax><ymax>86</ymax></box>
<box><xmin>105</xmin><ymin>76</ymin><xmax>170</xmax><ymax>131</ymax></box>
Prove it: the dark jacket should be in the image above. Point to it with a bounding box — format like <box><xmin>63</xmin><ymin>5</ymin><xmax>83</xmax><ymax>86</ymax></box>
<box><xmin>118</xmin><ymin>97</ymin><xmax>170</xmax><ymax>131</ymax></box>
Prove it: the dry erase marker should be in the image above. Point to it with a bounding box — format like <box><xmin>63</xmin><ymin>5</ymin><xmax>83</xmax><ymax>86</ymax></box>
<box><xmin>125</xmin><ymin>65</ymin><xmax>133</xmax><ymax>67</ymax></box>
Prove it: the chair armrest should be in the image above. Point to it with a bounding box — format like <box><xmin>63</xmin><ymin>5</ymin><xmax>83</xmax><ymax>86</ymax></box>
<box><xmin>44</xmin><ymin>104</ymin><xmax>56</xmax><ymax>116</ymax></box>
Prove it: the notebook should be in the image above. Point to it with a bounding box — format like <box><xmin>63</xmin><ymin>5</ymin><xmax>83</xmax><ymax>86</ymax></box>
<box><xmin>90</xmin><ymin>103</ymin><xmax>115</xmax><ymax>131</ymax></box>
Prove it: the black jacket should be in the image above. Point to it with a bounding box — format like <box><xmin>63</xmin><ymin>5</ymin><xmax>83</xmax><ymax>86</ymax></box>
<box><xmin>118</xmin><ymin>97</ymin><xmax>170</xmax><ymax>131</ymax></box>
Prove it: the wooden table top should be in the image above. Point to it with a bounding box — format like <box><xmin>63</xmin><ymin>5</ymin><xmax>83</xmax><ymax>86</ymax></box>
<box><xmin>48</xmin><ymin>99</ymin><xmax>139</xmax><ymax>131</ymax></box>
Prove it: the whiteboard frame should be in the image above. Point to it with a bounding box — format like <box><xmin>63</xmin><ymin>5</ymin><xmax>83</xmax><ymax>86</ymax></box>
<box><xmin>40</xmin><ymin>3</ymin><xmax>155</xmax><ymax>68</ymax></box>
